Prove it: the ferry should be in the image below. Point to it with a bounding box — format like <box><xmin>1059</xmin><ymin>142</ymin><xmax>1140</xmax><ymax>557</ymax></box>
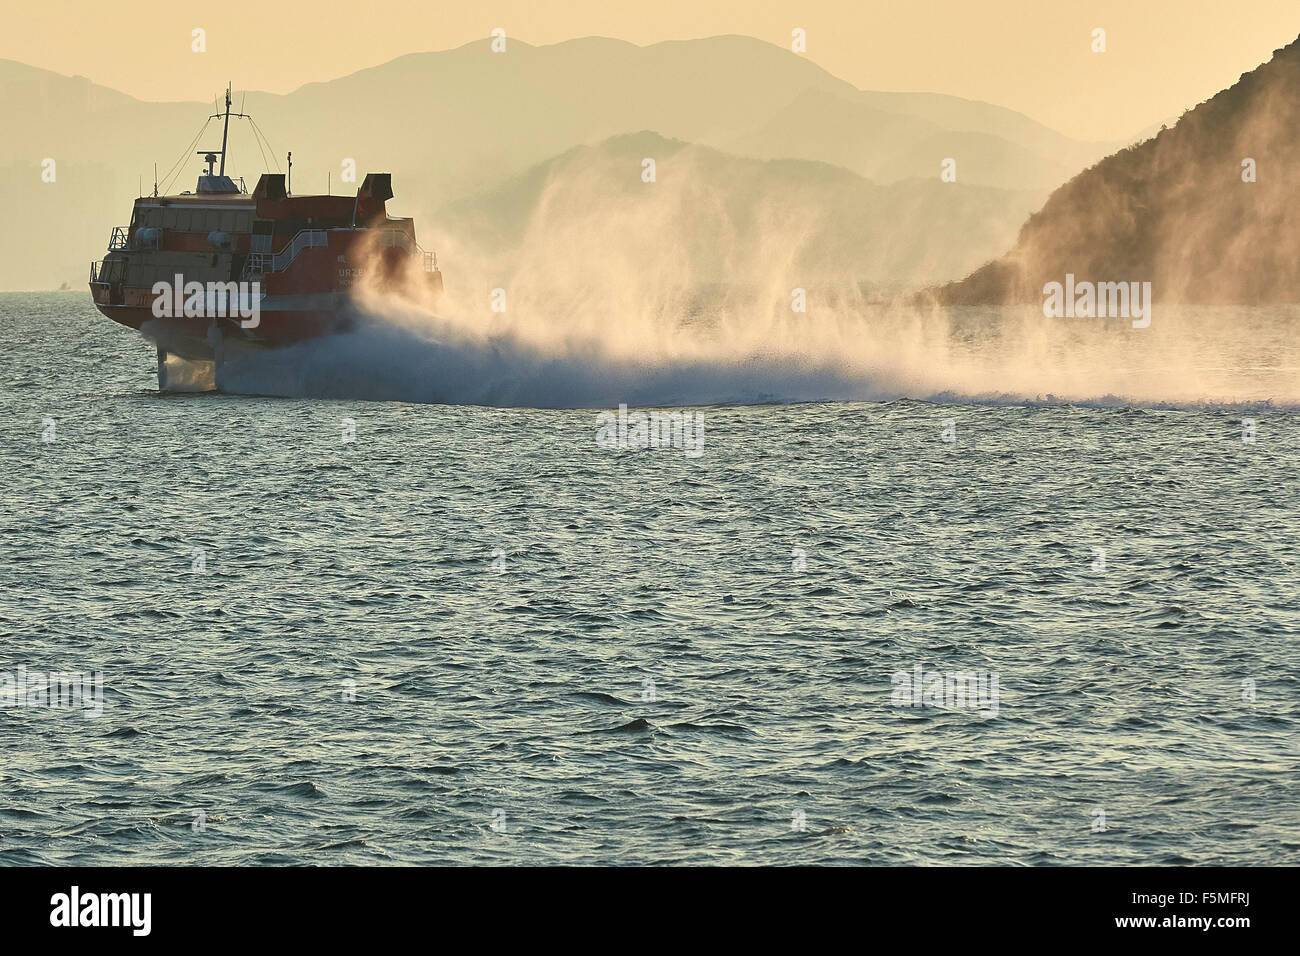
<box><xmin>89</xmin><ymin>85</ymin><xmax>443</xmax><ymax>389</ymax></box>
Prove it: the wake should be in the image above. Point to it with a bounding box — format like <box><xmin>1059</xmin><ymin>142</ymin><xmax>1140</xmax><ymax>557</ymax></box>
<box><xmin>211</xmin><ymin>303</ymin><xmax>1298</xmax><ymax>411</ymax></box>
<box><xmin>214</xmin><ymin>314</ymin><xmax>893</xmax><ymax>408</ymax></box>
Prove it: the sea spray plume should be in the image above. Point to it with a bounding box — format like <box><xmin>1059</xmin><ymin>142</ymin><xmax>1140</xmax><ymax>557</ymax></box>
<box><xmin>219</xmin><ymin>126</ymin><xmax>1300</xmax><ymax>407</ymax></box>
<box><xmin>332</xmin><ymin>144</ymin><xmax>902</xmax><ymax>406</ymax></box>
<box><xmin>345</xmin><ymin>141</ymin><xmax>1053</xmax><ymax>403</ymax></box>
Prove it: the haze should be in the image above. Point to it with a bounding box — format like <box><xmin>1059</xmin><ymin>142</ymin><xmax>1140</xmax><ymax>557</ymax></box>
<box><xmin>6</xmin><ymin>0</ymin><xmax>1300</xmax><ymax>140</ymax></box>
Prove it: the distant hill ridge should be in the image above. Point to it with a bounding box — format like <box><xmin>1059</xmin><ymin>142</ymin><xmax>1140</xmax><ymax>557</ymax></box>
<box><xmin>931</xmin><ymin>33</ymin><xmax>1300</xmax><ymax>305</ymax></box>
<box><xmin>433</xmin><ymin>130</ymin><xmax>1046</xmax><ymax>290</ymax></box>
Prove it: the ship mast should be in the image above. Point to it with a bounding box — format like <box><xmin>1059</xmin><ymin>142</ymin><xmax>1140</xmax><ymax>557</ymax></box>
<box><xmin>218</xmin><ymin>84</ymin><xmax>232</xmax><ymax>176</ymax></box>
<box><xmin>197</xmin><ymin>83</ymin><xmax>248</xmax><ymax>179</ymax></box>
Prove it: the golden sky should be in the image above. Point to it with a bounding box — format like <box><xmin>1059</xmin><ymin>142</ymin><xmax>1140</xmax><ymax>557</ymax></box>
<box><xmin>7</xmin><ymin>0</ymin><xmax>1299</xmax><ymax>140</ymax></box>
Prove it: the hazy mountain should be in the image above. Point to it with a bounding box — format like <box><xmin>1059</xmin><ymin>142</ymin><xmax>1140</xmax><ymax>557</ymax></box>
<box><xmin>724</xmin><ymin>88</ymin><xmax>1109</xmax><ymax>191</ymax></box>
<box><xmin>2</xmin><ymin>35</ymin><xmax>1100</xmax><ymax>290</ymax></box>
<box><xmin>932</xmin><ymin>34</ymin><xmax>1300</xmax><ymax>305</ymax></box>
<box><xmin>431</xmin><ymin>131</ymin><xmax>1046</xmax><ymax>291</ymax></box>
<box><xmin>269</xmin><ymin>35</ymin><xmax>1106</xmax><ymax>194</ymax></box>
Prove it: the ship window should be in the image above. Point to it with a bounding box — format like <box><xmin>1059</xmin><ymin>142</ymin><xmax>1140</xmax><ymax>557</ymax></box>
<box><xmin>220</xmin><ymin>211</ymin><xmax>236</xmax><ymax>233</ymax></box>
<box><xmin>175</xmin><ymin>210</ymin><xmax>192</xmax><ymax>231</ymax></box>
<box><xmin>235</xmin><ymin>213</ymin><xmax>250</xmax><ymax>232</ymax></box>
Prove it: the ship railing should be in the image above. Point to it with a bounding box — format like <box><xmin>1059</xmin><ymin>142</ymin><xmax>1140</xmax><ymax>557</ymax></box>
<box><xmin>273</xmin><ymin>229</ymin><xmax>328</xmax><ymax>270</ymax></box>
<box><xmin>243</xmin><ymin>229</ymin><xmax>329</xmax><ymax>278</ymax></box>
<box><xmin>374</xmin><ymin>229</ymin><xmax>414</xmax><ymax>253</ymax></box>
<box><xmin>378</xmin><ymin>230</ymin><xmax>438</xmax><ymax>271</ymax></box>
<box><xmin>240</xmin><ymin>228</ymin><xmax>436</xmax><ymax>278</ymax></box>
<box><xmin>107</xmin><ymin>226</ymin><xmax>130</xmax><ymax>250</ymax></box>
<box><xmin>243</xmin><ymin>252</ymin><xmax>270</xmax><ymax>277</ymax></box>
<box><xmin>89</xmin><ymin>260</ymin><xmax>102</xmax><ymax>284</ymax></box>
<box><xmin>375</xmin><ymin>229</ymin><xmax>438</xmax><ymax>271</ymax></box>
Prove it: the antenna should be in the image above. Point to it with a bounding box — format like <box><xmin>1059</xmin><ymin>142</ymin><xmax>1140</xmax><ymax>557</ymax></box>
<box><xmin>287</xmin><ymin>151</ymin><xmax>293</xmax><ymax>195</ymax></box>
<box><xmin>196</xmin><ymin>83</ymin><xmax>249</xmax><ymax>179</ymax></box>
<box><xmin>328</xmin><ymin>171</ymin><xmax>331</xmax><ymax>195</ymax></box>
<box><xmin>153</xmin><ymin>162</ymin><xmax>158</xmax><ymax>198</ymax></box>
<box><xmin>218</xmin><ymin>83</ymin><xmax>232</xmax><ymax>175</ymax></box>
